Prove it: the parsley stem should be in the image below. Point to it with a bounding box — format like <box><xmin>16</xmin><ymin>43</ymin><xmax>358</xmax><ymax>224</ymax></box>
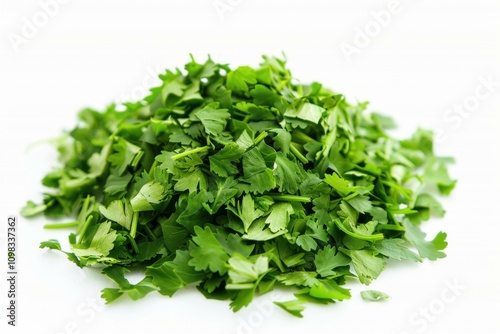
<box><xmin>148</xmin><ymin>159</ymin><xmax>159</xmax><ymax>176</ymax></box>
<box><xmin>127</xmin><ymin>234</ymin><xmax>140</xmax><ymax>253</ymax></box>
<box><xmin>130</xmin><ymin>212</ymin><xmax>139</xmax><ymax>238</ymax></box>
<box><xmin>44</xmin><ymin>222</ymin><xmax>78</xmax><ymax>229</ymax></box>
<box><xmin>143</xmin><ymin>224</ymin><xmax>157</xmax><ymax>240</ymax></box>
<box><xmin>290</xmin><ymin>143</ymin><xmax>308</xmax><ymax>164</ymax></box>
<box><xmin>254</xmin><ymin>131</ymin><xmax>268</xmax><ymax>145</ymax></box>
<box><xmin>171</xmin><ymin>146</ymin><xmax>210</xmax><ymax>160</ymax></box>
<box><xmin>334</xmin><ymin>218</ymin><xmax>384</xmax><ymax>241</ymax></box>
<box><xmin>78</xmin><ymin>215</ymin><xmax>93</xmax><ymax>244</ymax></box>
<box><xmin>268</xmin><ymin>194</ymin><xmax>311</xmax><ymax>203</ymax></box>
<box><xmin>292</xmin><ymin>130</ymin><xmax>315</xmax><ymax>145</ymax></box>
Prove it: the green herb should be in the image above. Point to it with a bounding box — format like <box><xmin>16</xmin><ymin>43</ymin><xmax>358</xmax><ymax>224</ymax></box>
<box><xmin>23</xmin><ymin>55</ymin><xmax>455</xmax><ymax>316</ymax></box>
<box><xmin>360</xmin><ymin>290</ymin><xmax>390</xmax><ymax>302</ymax></box>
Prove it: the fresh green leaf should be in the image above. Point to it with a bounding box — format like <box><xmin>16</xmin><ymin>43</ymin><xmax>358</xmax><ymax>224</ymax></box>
<box><xmin>274</xmin><ymin>299</ymin><xmax>306</xmax><ymax>318</ymax></box>
<box><xmin>226</xmin><ymin>66</ymin><xmax>257</xmax><ymax>94</ymax></box>
<box><xmin>374</xmin><ymin>239</ymin><xmax>422</xmax><ymax>262</ymax></box>
<box><xmin>347</xmin><ymin>249</ymin><xmax>386</xmax><ymax>285</ymax></box>
<box><xmin>314</xmin><ymin>245</ymin><xmax>351</xmax><ymax>277</ymax></box>
<box><xmin>189</xmin><ymin>226</ymin><xmax>229</xmax><ymax>275</ymax></box>
<box><xmin>71</xmin><ymin>221</ymin><xmax>118</xmax><ymax>258</ymax></box>
<box><xmin>360</xmin><ymin>290</ymin><xmax>390</xmax><ymax>302</ymax></box>
<box><xmin>402</xmin><ymin>219</ymin><xmax>447</xmax><ymax>260</ymax></box>
<box><xmin>194</xmin><ymin>102</ymin><xmax>231</xmax><ymax>136</ymax></box>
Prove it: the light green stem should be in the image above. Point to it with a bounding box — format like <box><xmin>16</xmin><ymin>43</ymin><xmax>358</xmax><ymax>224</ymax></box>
<box><xmin>130</xmin><ymin>212</ymin><xmax>139</xmax><ymax>238</ymax></box>
<box><xmin>334</xmin><ymin>218</ymin><xmax>384</xmax><ymax>241</ymax></box>
<box><xmin>171</xmin><ymin>146</ymin><xmax>210</xmax><ymax>160</ymax></box>
<box><xmin>268</xmin><ymin>194</ymin><xmax>311</xmax><ymax>203</ymax></box>
<box><xmin>254</xmin><ymin>131</ymin><xmax>268</xmax><ymax>145</ymax></box>
<box><xmin>127</xmin><ymin>234</ymin><xmax>140</xmax><ymax>253</ymax></box>
<box><xmin>78</xmin><ymin>215</ymin><xmax>93</xmax><ymax>245</ymax></box>
<box><xmin>290</xmin><ymin>144</ymin><xmax>308</xmax><ymax>164</ymax></box>
<box><xmin>44</xmin><ymin>222</ymin><xmax>78</xmax><ymax>229</ymax></box>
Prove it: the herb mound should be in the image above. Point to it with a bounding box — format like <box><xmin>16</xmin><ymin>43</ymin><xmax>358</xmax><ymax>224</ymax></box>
<box><xmin>23</xmin><ymin>55</ymin><xmax>456</xmax><ymax>317</ymax></box>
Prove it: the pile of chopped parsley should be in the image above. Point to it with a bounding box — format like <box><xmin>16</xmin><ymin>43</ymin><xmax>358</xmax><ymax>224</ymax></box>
<box><xmin>22</xmin><ymin>55</ymin><xmax>455</xmax><ymax>317</ymax></box>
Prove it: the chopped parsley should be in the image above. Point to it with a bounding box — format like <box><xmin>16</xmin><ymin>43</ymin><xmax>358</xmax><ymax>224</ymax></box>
<box><xmin>22</xmin><ymin>55</ymin><xmax>455</xmax><ymax>317</ymax></box>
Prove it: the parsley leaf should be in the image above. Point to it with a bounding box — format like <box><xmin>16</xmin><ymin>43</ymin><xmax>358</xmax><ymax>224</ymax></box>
<box><xmin>71</xmin><ymin>221</ymin><xmax>118</xmax><ymax>258</ymax></box>
<box><xmin>360</xmin><ymin>290</ymin><xmax>390</xmax><ymax>302</ymax></box>
<box><xmin>402</xmin><ymin>219</ymin><xmax>448</xmax><ymax>260</ymax></box>
<box><xmin>314</xmin><ymin>245</ymin><xmax>351</xmax><ymax>277</ymax></box>
<box><xmin>226</xmin><ymin>66</ymin><xmax>257</xmax><ymax>94</ymax></box>
<box><xmin>194</xmin><ymin>102</ymin><xmax>231</xmax><ymax>137</ymax></box>
<box><xmin>189</xmin><ymin>226</ymin><xmax>230</xmax><ymax>275</ymax></box>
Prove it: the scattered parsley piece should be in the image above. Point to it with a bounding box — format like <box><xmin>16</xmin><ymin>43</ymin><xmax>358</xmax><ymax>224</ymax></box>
<box><xmin>274</xmin><ymin>299</ymin><xmax>306</xmax><ymax>318</ymax></box>
<box><xmin>360</xmin><ymin>290</ymin><xmax>390</xmax><ymax>302</ymax></box>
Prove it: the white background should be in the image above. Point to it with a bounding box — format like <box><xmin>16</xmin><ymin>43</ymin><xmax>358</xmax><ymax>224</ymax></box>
<box><xmin>1</xmin><ymin>1</ymin><xmax>499</xmax><ymax>333</ymax></box>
